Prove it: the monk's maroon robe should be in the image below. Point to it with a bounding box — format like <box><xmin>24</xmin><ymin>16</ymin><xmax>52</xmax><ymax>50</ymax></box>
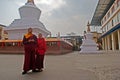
<box><xmin>22</xmin><ymin>34</ymin><xmax>37</xmax><ymax>72</ymax></box>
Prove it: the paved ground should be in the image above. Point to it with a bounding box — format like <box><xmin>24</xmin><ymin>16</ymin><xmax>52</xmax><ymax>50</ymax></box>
<box><xmin>0</xmin><ymin>51</ymin><xmax>120</xmax><ymax>80</ymax></box>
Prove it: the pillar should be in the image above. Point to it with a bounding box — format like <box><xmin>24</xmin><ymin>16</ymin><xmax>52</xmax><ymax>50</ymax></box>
<box><xmin>109</xmin><ymin>35</ymin><xmax>112</xmax><ymax>50</ymax></box>
<box><xmin>111</xmin><ymin>33</ymin><xmax>115</xmax><ymax>50</ymax></box>
<box><xmin>107</xmin><ymin>35</ymin><xmax>111</xmax><ymax>50</ymax></box>
<box><xmin>102</xmin><ymin>38</ymin><xmax>105</xmax><ymax>50</ymax></box>
<box><xmin>105</xmin><ymin>37</ymin><xmax>108</xmax><ymax>50</ymax></box>
<box><xmin>118</xmin><ymin>30</ymin><xmax>120</xmax><ymax>50</ymax></box>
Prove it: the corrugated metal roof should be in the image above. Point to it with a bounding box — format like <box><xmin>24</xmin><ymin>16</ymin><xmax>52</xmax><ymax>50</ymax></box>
<box><xmin>0</xmin><ymin>24</ymin><xmax>6</xmax><ymax>27</ymax></box>
<box><xmin>91</xmin><ymin>0</ymin><xmax>115</xmax><ymax>26</ymax></box>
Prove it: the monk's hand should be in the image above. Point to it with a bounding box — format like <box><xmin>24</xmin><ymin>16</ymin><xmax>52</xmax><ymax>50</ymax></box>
<box><xmin>28</xmin><ymin>39</ymin><xmax>33</xmax><ymax>42</ymax></box>
<box><xmin>29</xmin><ymin>39</ymin><xmax>35</xmax><ymax>42</ymax></box>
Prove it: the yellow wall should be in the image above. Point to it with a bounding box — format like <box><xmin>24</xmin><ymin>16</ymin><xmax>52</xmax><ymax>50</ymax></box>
<box><xmin>91</xmin><ymin>32</ymin><xmax>102</xmax><ymax>43</ymax></box>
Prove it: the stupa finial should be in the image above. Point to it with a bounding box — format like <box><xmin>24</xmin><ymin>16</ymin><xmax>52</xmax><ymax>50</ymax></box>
<box><xmin>27</xmin><ymin>0</ymin><xmax>34</xmax><ymax>4</ymax></box>
<box><xmin>87</xmin><ymin>21</ymin><xmax>91</xmax><ymax>32</ymax></box>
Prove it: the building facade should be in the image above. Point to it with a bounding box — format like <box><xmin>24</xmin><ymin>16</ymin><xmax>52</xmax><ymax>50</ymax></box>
<box><xmin>91</xmin><ymin>0</ymin><xmax>120</xmax><ymax>51</ymax></box>
<box><xmin>0</xmin><ymin>24</ymin><xmax>8</xmax><ymax>40</ymax></box>
<box><xmin>91</xmin><ymin>32</ymin><xmax>101</xmax><ymax>43</ymax></box>
<box><xmin>0</xmin><ymin>26</ymin><xmax>3</xmax><ymax>40</ymax></box>
<box><xmin>61</xmin><ymin>35</ymin><xmax>82</xmax><ymax>51</ymax></box>
<box><xmin>101</xmin><ymin>0</ymin><xmax>120</xmax><ymax>50</ymax></box>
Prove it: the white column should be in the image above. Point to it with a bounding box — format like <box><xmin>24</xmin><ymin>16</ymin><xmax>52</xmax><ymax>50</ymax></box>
<box><xmin>102</xmin><ymin>38</ymin><xmax>105</xmax><ymax>50</ymax></box>
<box><xmin>107</xmin><ymin>36</ymin><xmax>110</xmax><ymax>50</ymax></box>
<box><xmin>106</xmin><ymin>37</ymin><xmax>109</xmax><ymax>50</ymax></box>
<box><xmin>118</xmin><ymin>30</ymin><xmax>120</xmax><ymax>50</ymax></box>
<box><xmin>105</xmin><ymin>37</ymin><xmax>107</xmax><ymax>50</ymax></box>
<box><xmin>111</xmin><ymin>33</ymin><xmax>115</xmax><ymax>51</ymax></box>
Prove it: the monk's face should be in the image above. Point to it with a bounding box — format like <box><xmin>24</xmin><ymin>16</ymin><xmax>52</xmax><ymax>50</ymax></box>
<box><xmin>28</xmin><ymin>28</ymin><xmax>32</xmax><ymax>33</ymax></box>
<box><xmin>38</xmin><ymin>33</ymin><xmax>42</xmax><ymax>38</ymax></box>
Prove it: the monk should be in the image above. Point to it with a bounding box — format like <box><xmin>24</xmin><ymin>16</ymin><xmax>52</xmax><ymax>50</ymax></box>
<box><xmin>35</xmin><ymin>33</ymin><xmax>46</xmax><ymax>72</ymax></box>
<box><xmin>22</xmin><ymin>28</ymin><xmax>37</xmax><ymax>74</ymax></box>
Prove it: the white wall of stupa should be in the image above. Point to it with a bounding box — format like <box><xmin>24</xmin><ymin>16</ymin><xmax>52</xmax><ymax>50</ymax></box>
<box><xmin>5</xmin><ymin>0</ymin><xmax>51</xmax><ymax>40</ymax></box>
<box><xmin>80</xmin><ymin>22</ymin><xmax>101</xmax><ymax>53</ymax></box>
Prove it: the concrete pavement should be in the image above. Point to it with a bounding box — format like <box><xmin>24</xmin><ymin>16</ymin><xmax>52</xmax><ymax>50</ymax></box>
<box><xmin>0</xmin><ymin>51</ymin><xmax>120</xmax><ymax>80</ymax></box>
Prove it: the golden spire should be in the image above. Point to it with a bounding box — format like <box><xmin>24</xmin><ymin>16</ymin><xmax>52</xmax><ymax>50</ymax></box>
<box><xmin>87</xmin><ymin>21</ymin><xmax>91</xmax><ymax>32</ymax></box>
<box><xmin>27</xmin><ymin>0</ymin><xmax>34</xmax><ymax>4</ymax></box>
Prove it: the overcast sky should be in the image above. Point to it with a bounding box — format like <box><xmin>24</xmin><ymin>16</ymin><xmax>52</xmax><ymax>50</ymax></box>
<box><xmin>0</xmin><ymin>0</ymin><xmax>99</xmax><ymax>36</ymax></box>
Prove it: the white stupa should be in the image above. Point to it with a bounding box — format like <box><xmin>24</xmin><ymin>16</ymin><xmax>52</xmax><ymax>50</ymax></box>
<box><xmin>80</xmin><ymin>22</ymin><xmax>100</xmax><ymax>53</ymax></box>
<box><xmin>5</xmin><ymin>0</ymin><xmax>51</xmax><ymax>40</ymax></box>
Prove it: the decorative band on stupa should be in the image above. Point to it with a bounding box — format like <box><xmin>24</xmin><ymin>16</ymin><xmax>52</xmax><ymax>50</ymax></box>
<box><xmin>27</xmin><ymin>0</ymin><xmax>34</xmax><ymax>4</ymax></box>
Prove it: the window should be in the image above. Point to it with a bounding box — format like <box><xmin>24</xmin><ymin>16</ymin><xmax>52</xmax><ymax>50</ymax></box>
<box><xmin>102</xmin><ymin>27</ymin><xmax>104</xmax><ymax>33</ymax></box>
<box><xmin>102</xmin><ymin>27</ymin><xmax>106</xmax><ymax>33</ymax></box>
<box><xmin>112</xmin><ymin>20</ymin><xmax>114</xmax><ymax>26</ymax></box>
<box><xmin>107</xmin><ymin>12</ymin><xmax>110</xmax><ymax>18</ymax></box>
<box><xmin>118</xmin><ymin>12</ymin><xmax>120</xmax><ymax>23</ymax></box>
<box><xmin>114</xmin><ymin>15</ymin><xmax>118</xmax><ymax>25</ymax></box>
<box><xmin>108</xmin><ymin>21</ymin><xmax>112</xmax><ymax>30</ymax></box>
<box><xmin>101</xmin><ymin>19</ymin><xmax>104</xmax><ymax>25</ymax></box>
<box><xmin>111</xmin><ymin>6</ymin><xmax>115</xmax><ymax>14</ymax></box>
<box><xmin>117</xmin><ymin>0</ymin><xmax>120</xmax><ymax>7</ymax></box>
<box><xmin>46</xmin><ymin>41</ymin><xmax>57</xmax><ymax>46</ymax></box>
<box><xmin>101</xmin><ymin>20</ymin><xmax>103</xmax><ymax>25</ymax></box>
<box><xmin>106</xmin><ymin>24</ymin><xmax>108</xmax><ymax>31</ymax></box>
<box><xmin>104</xmin><ymin>17</ymin><xmax>106</xmax><ymax>22</ymax></box>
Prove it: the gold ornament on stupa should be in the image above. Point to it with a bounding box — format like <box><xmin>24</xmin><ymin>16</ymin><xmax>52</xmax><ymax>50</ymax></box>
<box><xmin>27</xmin><ymin>0</ymin><xmax>34</xmax><ymax>4</ymax></box>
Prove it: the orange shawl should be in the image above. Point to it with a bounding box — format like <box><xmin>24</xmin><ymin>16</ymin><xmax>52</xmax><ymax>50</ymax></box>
<box><xmin>24</xmin><ymin>33</ymin><xmax>33</xmax><ymax>39</ymax></box>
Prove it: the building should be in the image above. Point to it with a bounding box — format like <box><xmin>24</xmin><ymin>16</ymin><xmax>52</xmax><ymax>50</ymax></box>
<box><xmin>0</xmin><ymin>24</ymin><xmax>4</xmax><ymax>40</ymax></box>
<box><xmin>5</xmin><ymin>0</ymin><xmax>50</xmax><ymax>40</ymax></box>
<box><xmin>86</xmin><ymin>22</ymin><xmax>102</xmax><ymax>44</ymax></box>
<box><xmin>0</xmin><ymin>24</ymin><xmax>8</xmax><ymax>40</ymax></box>
<box><xmin>91</xmin><ymin>32</ymin><xmax>102</xmax><ymax>43</ymax></box>
<box><xmin>61</xmin><ymin>34</ymin><xmax>82</xmax><ymax>51</ymax></box>
<box><xmin>91</xmin><ymin>0</ymin><xmax>120</xmax><ymax>51</ymax></box>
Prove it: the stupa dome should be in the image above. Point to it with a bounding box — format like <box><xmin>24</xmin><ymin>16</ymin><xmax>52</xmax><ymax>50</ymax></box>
<box><xmin>19</xmin><ymin>1</ymin><xmax>41</xmax><ymax>20</ymax></box>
